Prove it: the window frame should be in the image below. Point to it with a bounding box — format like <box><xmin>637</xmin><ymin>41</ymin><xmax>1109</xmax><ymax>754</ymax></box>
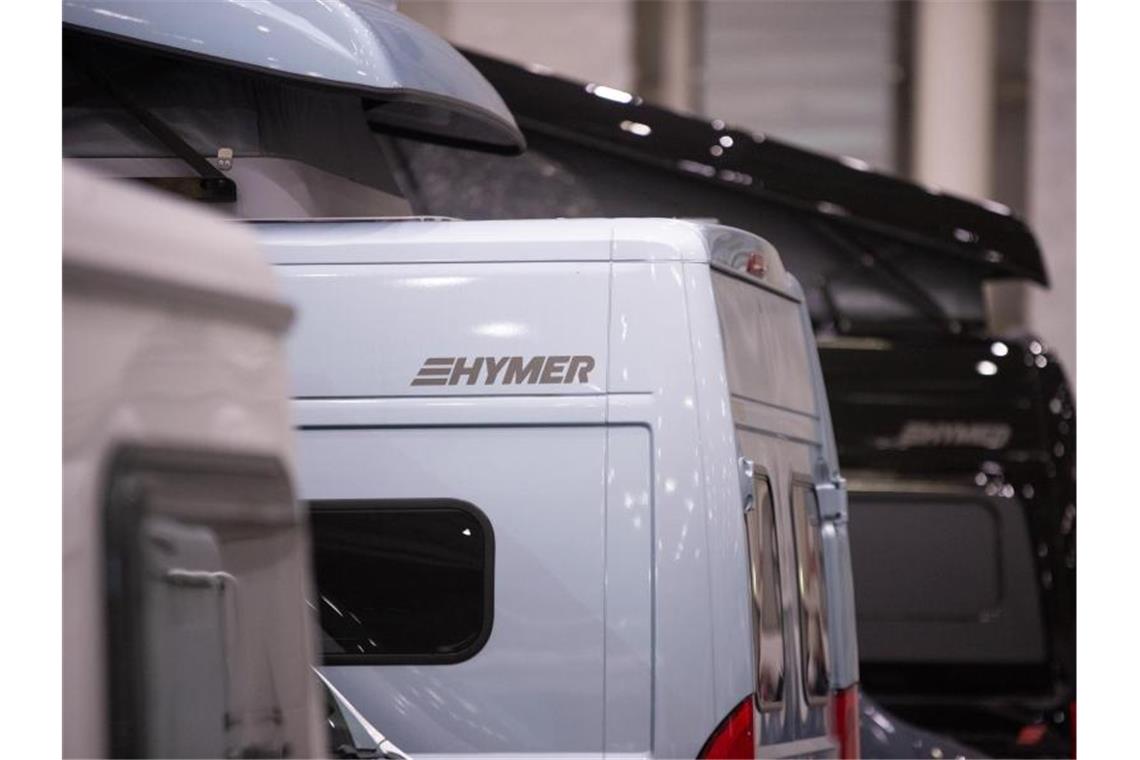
<box><xmin>102</xmin><ymin>444</ymin><xmax>296</xmax><ymax>758</ymax></box>
<box><xmin>789</xmin><ymin>473</ymin><xmax>833</xmax><ymax>707</ymax></box>
<box><xmin>309</xmin><ymin>498</ymin><xmax>496</xmax><ymax>666</ymax></box>
<box><xmin>744</xmin><ymin>467</ymin><xmax>787</xmax><ymax>712</ymax></box>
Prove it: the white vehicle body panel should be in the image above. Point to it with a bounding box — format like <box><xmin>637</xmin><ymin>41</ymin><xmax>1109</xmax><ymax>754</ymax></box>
<box><xmin>260</xmin><ymin>217</ymin><xmax>847</xmax><ymax>758</ymax></box>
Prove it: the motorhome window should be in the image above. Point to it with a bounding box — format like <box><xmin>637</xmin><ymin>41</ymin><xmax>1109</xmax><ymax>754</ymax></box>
<box><xmin>387</xmin><ymin>137</ymin><xmax>604</xmax><ymax>219</ymax></box>
<box><xmin>848</xmin><ymin>491</ymin><xmax>1049</xmax><ymax>684</ymax></box>
<box><xmin>309</xmin><ymin>500</ymin><xmax>494</xmax><ymax>665</ymax></box>
<box><xmin>63</xmin><ymin>32</ymin><xmax>412</xmax><ymax>217</ymax></box>
<box><xmin>790</xmin><ymin>480</ymin><xmax>832</xmax><ymax>703</ymax></box>
<box><xmin>102</xmin><ymin>446</ymin><xmax>301</xmax><ymax>759</ymax></box>
<box><xmin>744</xmin><ymin>474</ymin><xmax>786</xmax><ymax>709</ymax></box>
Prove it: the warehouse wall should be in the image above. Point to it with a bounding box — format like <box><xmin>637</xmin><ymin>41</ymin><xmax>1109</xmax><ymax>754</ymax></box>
<box><xmin>701</xmin><ymin>0</ymin><xmax>899</xmax><ymax>172</ymax></box>
<box><xmin>400</xmin><ymin>1</ymin><xmax>635</xmax><ymax>90</ymax></box>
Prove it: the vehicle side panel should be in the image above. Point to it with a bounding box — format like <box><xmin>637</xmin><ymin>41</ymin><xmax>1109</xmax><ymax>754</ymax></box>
<box><xmin>709</xmin><ymin>269</ymin><xmax>836</xmax><ymax>755</ymax></box>
<box><xmin>683</xmin><ymin>263</ymin><xmax>756</xmax><ymax>724</ymax></box>
<box><xmin>608</xmin><ymin>260</ymin><xmax>718</xmax><ymax>758</ymax></box>
<box><xmin>603</xmin><ymin>425</ymin><xmax>654</xmax><ymax>755</ymax></box>
<box><xmin>276</xmin><ymin>262</ymin><xmax>610</xmax><ymax>399</ymax></box>
<box><xmin>299</xmin><ymin>423</ymin><xmax>608</xmax><ymax>754</ymax></box>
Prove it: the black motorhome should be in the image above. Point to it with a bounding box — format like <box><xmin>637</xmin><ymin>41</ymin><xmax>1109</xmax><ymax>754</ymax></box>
<box><xmin>380</xmin><ymin>52</ymin><xmax>1076</xmax><ymax>759</ymax></box>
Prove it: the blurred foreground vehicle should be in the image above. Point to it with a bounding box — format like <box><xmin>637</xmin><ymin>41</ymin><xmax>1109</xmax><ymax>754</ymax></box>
<box><xmin>62</xmin><ymin>165</ymin><xmax>323</xmax><ymax>757</ymax></box>
<box><xmin>382</xmin><ymin>51</ymin><xmax>1076</xmax><ymax>759</ymax></box>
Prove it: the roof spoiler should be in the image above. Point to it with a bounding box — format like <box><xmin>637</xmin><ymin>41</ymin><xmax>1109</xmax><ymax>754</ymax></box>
<box><xmin>62</xmin><ymin>1</ymin><xmax>525</xmax><ymax>156</ymax></box>
<box><xmin>462</xmin><ymin>49</ymin><xmax>1047</xmax><ymax>286</ymax></box>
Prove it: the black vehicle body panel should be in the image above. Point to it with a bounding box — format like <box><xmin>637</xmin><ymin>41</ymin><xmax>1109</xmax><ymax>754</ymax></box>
<box><xmin>826</xmin><ymin>336</ymin><xmax>1075</xmax><ymax>759</ymax></box>
<box><xmin>393</xmin><ymin>50</ymin><xmax>1075</xmax><ymax>759</ymax></box>
<box><xmin>462</xmin><ymin>51</ymin><xmax>1048</xmax><ymax>286</ymax></box>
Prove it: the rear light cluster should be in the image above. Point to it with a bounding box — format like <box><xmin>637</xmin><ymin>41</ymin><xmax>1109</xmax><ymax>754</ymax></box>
<box><xmin>698</xmin><ymin>698</ymin><xmax>754</xmax><ymax>759</ymax></box>
<box><xmin>1015</xmin><ymin>701</ymin><xmax>1076</xmax><ymax>758</ymax></box>
<box><xmin>700</xmin><ymin>688</ymin><xmax>860</xmax><ymax>759</ymax></box>
<box><xmin>831</xmin><ymin>686</ymin><xmax>861</xmax><ymax>759</ymax></box>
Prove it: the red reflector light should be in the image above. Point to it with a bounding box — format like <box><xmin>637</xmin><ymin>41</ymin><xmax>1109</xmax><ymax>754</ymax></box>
<box><xmin>698</xmin><ymin>697</ymin><xmax>754</xmax><ymax>759</ymax></box>
<box><xmin>1017</xmin><ymin>723</ymin><xmax>1048</xmax><ymax>746</ymax></box>
<box><xmin>745</xmin><ymin>252</ymin><xmax>767</xmax><ymax>277</ymax></box>
<box><xmin>831</xmin><ymin>686</ymin><xmax>860</xmax><ymax>759</ymax></box>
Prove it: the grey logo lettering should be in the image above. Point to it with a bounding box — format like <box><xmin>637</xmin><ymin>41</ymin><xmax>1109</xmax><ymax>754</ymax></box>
<box><xmin>412</xmin><ymin>355</ymin><xmax>596</xmax><ymax>386</ymax></box>
<box><xmin>873</xmin><ymin>420</ymin><xmax>1013</xmax><ymax>450</ymax></box>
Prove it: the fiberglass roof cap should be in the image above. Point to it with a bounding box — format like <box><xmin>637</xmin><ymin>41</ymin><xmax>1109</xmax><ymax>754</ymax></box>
<box><xmin>62</xmin><ymin>0</ymin><xmax>525</xmax><ymax>155</ymax></box>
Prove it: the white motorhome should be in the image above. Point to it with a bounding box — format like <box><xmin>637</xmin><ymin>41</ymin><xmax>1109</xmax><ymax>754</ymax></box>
<box><xmin>62</xmin><ymin>2</ymin><xmax>860</xmax><ymax>757</ymax></box>
<box><xmin>256</xmin><ymin>217</ymin><xmax>858</xmax><ymax>759</ymax></box>
<box><xmin>62</xmin><ymin>165</ymin><xmax>323</xmax><ymax>758</ymax></box>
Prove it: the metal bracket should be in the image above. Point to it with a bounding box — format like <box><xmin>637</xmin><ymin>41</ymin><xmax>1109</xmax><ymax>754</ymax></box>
<box><xmin>70</xmin><ymin>51</ymin><xmax>237</xmax><ymax>203</ymax></box>
<box><xmin>216</xmin><ymin>147</ymin><xmax>234</xmax><ymax>171</ymax></box>
<box><xmin>816</xmin><ymin>476</ymin><xmax>849</xmax><ymax>522</ymax></box>
<box><xmin>739</xmin><ymin>456</ymin><xmax>756</xmax><ymax>513</ymax></box>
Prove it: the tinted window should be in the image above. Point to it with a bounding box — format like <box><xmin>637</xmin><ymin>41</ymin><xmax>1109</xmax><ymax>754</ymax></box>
<box><xmin>310</xmin><ymin>499</ymin><xmax>494</xmax><ymax>664</ymax></box>
<box><xmin>848</xmin><ymin>490</ymin><xmax>1047</xmax><ymax>670</ymax></box>
<box><xmin>744</xmin><ymin>474</ymin><xmax>785</xmax><ymax>709</ymax></box>
<box><xmin>791</xmin><ymin>480</ymin><xmax>831</xmax><ymax>702</ymax></box>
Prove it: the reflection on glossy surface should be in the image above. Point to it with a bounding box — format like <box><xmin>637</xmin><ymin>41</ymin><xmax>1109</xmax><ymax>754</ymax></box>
<box><xmin>620</xmin><ymin>119</ymin><xmax>653</xmax><ymax>137</ymax></box>
<box><xmin>471</xmin><ymin>321</ymin><xmax>528</xmax><ymax>338</ymax></box>
<box><xmin>861</xmin><ymin>693</ymin><xmax>983</xmax><ymax>759</ymax></box>
<box><xmin>319</xmin><ymin>670</ymin><xmax>408</xmax><ymax>759</ymax></box>
<box><xmin>586</xmin><ymin>82</ymin><xmax>638</xmax><ymax>104</ymax></box>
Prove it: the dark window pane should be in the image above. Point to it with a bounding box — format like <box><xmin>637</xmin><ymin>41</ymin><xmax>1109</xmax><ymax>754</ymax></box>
<box><xmin>791</xmin><ymin>482</ymin><xmax>831</xmax><ymax>701</ymax></box>
<box><xmin>745</xmin><ymin>475</ymin><xmax>785</xmax><ymax>709</ymax></box>
<box><xmin>310</xmin><ymin>500</ymin><xmax>493</xmax><ymax>664</ymax></box>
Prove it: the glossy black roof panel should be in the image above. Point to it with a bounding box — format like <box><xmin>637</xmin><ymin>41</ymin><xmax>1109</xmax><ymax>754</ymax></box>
<box><xmin>465</xmin><ymin>49</ymin><xmax>1048</xmax><ymax>285</ymax></box>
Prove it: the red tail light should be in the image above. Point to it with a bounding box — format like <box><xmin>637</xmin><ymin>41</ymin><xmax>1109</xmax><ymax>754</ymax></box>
<box><xmin>698</xmin><ymin>697</ymin><xmax>754</xmax><ymax>759</ymax></box>
<box><xmin>831</xmin><ymin>686</ymin><xmax>860</xmax><ymax>759</ymax></box>
<box><xmin>1070</xmin><ymin>700</ymin><xmax>1076</xmax><ymax>758</ymax></box>
<box><xmin>1016</xmin><ymin>723</ymin><xmax>1048</xmax><ymax>747</ymax></box>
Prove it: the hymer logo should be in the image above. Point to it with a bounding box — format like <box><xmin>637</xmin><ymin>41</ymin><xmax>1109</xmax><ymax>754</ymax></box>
<box><xmin>412</xmin><ymin>355</ymin><xmax>597</xmax><ymax>387</ymax></box>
